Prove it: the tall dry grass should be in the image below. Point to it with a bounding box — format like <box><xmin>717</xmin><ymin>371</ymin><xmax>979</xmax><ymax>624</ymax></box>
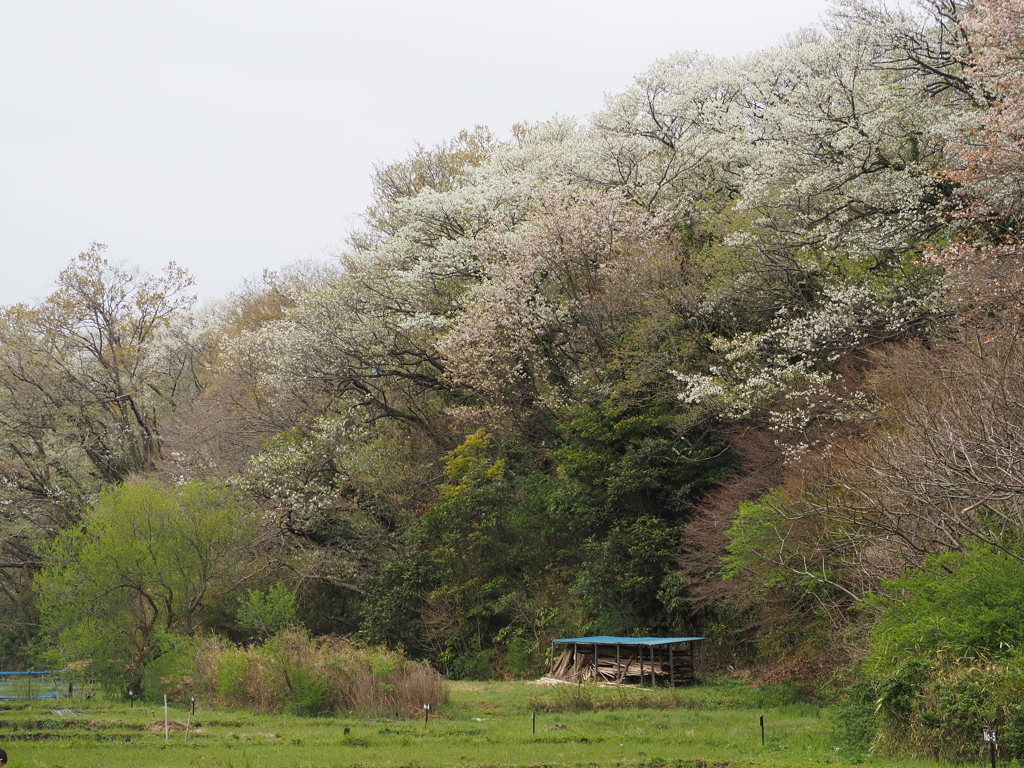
<box><xmin>186</xmin><ymin>632</ymin><xmax>447</xmax><ymax>717</ymax></box>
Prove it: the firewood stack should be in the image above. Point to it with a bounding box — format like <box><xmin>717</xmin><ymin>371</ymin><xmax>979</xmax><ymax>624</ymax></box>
<box><xmin>547</xmin><ymin>643</ymin><xmax>698</xmax><ymax>685</ymax></box>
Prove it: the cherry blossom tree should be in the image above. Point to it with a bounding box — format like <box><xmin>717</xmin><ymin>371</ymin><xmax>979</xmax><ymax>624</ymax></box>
<box><xmin>928</xmin><ymin>0</ymin><xmax>1024</xmax><ymax>317</ymax></box>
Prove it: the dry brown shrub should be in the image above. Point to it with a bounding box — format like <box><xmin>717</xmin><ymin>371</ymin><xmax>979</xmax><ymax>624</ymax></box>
<box><xmin>678</xmin><ymin>427</ymin><xmax>784</xmax><ymax>610</ymax></box>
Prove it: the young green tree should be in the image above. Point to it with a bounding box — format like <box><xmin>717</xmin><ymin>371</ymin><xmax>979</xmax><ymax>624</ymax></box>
<box><xmin>35</xmin><ymin>480</ymin><xmax>256</xmax><ymax>693</ymax></box>
<box><xmin>0</xmin><ymin>247</ymin><xmax>198</xmax><ymax>666</ymax></box>
<box><xmin>236</xmin><ymin>583</ymin><xmax>298</xmax><ymax>640</ymax></box>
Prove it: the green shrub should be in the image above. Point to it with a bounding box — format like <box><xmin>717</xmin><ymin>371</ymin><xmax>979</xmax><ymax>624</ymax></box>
<box><xmin>868</xmin><ymin>543</ymin><xmax>1024</xmax><ymax>665</ymax></box>
<box><xmin>442</xmin><ymin>647</ymin><xmax>495</xmax><ymax>680</ymax></box>
<box><xmin>829</xmin><ymin>702</ymin><xmax>879</xmax><ymax>758</ymax></box>
<box><xmin>140</xmin><ymin>637</ymin><xmax>195</xmax><ymax>701</ymax></box>
<box><xmin>283</xmin><ymin>667</ymin><xmax>331</xmax><ymax>716</ymax></box>
<box><xmin>501</xmin><ymin>635</ymin><xmax>544</xmax><ymax>679</ymax></box>
<box><xmin>236</xmin><ymin>584</ymin><xmax>298</xmax><ymax>639</ymax></box>
<box><xmin>864</xmin><ymin>543</ymin><xmax>1024</xmax><ymax>760</ymax></box>
<box><xmin>871</xmin><ymin>655</ymin><xmax>1024</xmax><ymax>760</ymax></box>
<box><xmin>214</xmin><ymin>646</ymin><xmax>251</xmax><ymax>700</ymax></box>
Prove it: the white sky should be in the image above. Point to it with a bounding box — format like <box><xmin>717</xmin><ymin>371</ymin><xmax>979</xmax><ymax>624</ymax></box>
<box><xmin>1</xmin><ymin>0</ymin><xmax>830</xmax><ymax>306</ymax></box>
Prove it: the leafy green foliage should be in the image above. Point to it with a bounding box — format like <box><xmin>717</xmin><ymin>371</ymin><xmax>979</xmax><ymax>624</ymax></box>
<box><xmin>723</xmin><ymin>491</ymin><xmax>791</xmax><ymax>589</ymax></box>
<box><xmin>857</xmin><ymin>545</ymin><xmax>1024</xmax><ymax>760</ymax></box>
<box><xmin>829</xmin><ymin>701</ymin><xmax>881</xmax><ymax>758</ymax></box>
<box><xmin>419</xmin><ymin>430</ymin><xmax>555</xmax><ymax>670</ymax></box>
<box><xmin>551</xmin><ymin>402</ymin><xmax>729</xmax><ymax>635</ymax></box>
<box><xmin>870</xmin><ymin>655</ymin><xmax>1024</xmax><ymax>761</ymax></box>
<box><xmin>553</xmin><ymin>404</ymin><xmax>723</xmax><ymax>524</ymax></box>
<box><xmin>237</xmin><ymin>584</ymin><xmax>299</xmax><ymax>640</ymax></box>
<box><xmin>572</xmin><ymin>515</ymin><xmax>680</xmax><ymax>635</ymax></box>
<box><xmin>357</xmin><ymin>551</ymin><xmax>432</xmax><ymax>652</ymax></box>
<box><xmin>868</xmin><ymin>543</ymin><xmax>1024</xmax><ymax>664</ymax></box>
<box><xmin>34</xmin><ymin>480</ymin><xmax>256</xmax><ymax>692</ymax></box>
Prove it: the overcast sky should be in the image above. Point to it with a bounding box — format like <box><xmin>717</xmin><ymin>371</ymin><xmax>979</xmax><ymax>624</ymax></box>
<box><xmin>2</xmin><ymin>0</ymin><xmax>830</xmax><ymax>306</ymax></box>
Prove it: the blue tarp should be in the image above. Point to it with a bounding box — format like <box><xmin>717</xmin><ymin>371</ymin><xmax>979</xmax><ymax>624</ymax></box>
<box><xmin>552</xmin><ymin>636</ymin><xmax>704</xmax><ymax>645</ymax></box>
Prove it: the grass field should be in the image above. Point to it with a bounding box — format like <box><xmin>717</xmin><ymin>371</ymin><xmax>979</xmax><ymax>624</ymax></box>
<box><xmin>0</xmin><ymin>680</ymin><xmax>935</xmax><ymax>768</ymax></box>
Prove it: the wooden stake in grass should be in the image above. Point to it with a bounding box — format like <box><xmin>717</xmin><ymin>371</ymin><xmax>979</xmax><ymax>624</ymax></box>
<box><xmin>423</xmin><ymin>703</ymin><xmax>431</xmax><ymax>724</ymax></box>
<box><xmin>760</xmin><ymin>714</ymin><xmax>765</xmax><ymax>746</ymax></box>
<box><xmin>185</xmin><ymin>707</ymin><xmax>192</xmax><ymax>743</ymax></box>
<box><xmin>164</xmin><ymin>694</ymin><xmax>169</xmax><ymax>742</ymax></box>
<box><xmin>532</xmin><ymin>711</ymin><xmax>536</xmax><ymax>735</ymax></box>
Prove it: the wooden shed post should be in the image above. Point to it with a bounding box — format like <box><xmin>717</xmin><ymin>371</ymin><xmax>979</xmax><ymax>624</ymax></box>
<box><xmin>639</xmin><ymin>646</ymin><xmax>644</xmax><ymax>684</ymax></box>
<box><xmin>616</xmin><ymin>645</ymin><xmax>620</xmax><ymax>679</ymax></box>
<box><xmin>650</xmin><ymin>646</ymin><xmax>656</xmax><ymax>686</ymax></box>
<box><xmin>669</xmin><ymin>645</ymin><xmax>675</xmax><ymax>687</ymax></box>
<box><xmin>594</xmin><ymin>643</ymin><xmax>599</xmax><ymax>681</ymax></box>
<box><xmin>573</xmin><ymin>643</ymin><xmax>579</xmax><ymax>679</ymax></box>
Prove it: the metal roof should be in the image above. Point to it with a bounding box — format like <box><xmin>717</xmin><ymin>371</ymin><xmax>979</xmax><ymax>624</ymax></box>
<box><xmin>552</xmin><ymin>636</ymin><xmax>705</xmax><ymax>645</ymax></box>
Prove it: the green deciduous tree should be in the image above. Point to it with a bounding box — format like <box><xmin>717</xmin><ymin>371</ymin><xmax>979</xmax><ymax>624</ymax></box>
<box><xmin>35</xmin><ymin>480</ymin><xmax>256</xmax><ymax>693</ymax></box>
<box><xmin>0</xmin><ymin>246</ymin><xmax>197</xmax><ymax>665</ymax></box>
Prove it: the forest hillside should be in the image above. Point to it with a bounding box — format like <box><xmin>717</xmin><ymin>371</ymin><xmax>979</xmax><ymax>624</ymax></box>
<box><xmin>3</xmin><ymin>0</ymin><xmax>1024</xmax><ymax>756</ymax></box>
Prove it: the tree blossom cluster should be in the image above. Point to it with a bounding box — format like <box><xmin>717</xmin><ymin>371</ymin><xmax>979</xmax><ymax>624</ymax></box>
<box><xmin>3</xmin><ymin>0</ymin><xmax>1022</xmax><ymax>680</ymax></box>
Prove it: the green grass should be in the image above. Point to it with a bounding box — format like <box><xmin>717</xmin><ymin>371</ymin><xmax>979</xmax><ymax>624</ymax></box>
<box><xmin>0</xmin><ymin>680</ymin><xmax>938</xmax><ymax>768</ymax></box>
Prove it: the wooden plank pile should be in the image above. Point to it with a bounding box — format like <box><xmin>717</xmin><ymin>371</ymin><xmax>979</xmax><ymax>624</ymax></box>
<box><xmin>548</xmin><ymin>642</ymin><xmax>701</xmax><ymax>686</ymax></box>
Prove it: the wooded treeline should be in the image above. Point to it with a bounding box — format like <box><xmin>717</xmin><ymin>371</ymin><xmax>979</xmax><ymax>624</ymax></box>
<box><xmin>4</xmin><ymin>0</ymin><xmax>1024</xmax><ymax>753</ymax></box>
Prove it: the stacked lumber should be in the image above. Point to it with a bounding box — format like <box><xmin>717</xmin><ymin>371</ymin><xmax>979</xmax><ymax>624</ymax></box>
<box><xmin>548</xmin><ymin>644</ymin><xmax>698</xmax><ymax>685</ymax></box>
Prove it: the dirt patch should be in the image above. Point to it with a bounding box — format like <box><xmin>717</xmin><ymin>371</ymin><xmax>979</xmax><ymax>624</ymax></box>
<box><xmin>755</xmin><ymin>656</ymin><xmax>829</xmax><ymax>686</ymax></box>
<box><xmin>145</xmin><ymin>720</ymin><xmax>191</xmax><ymax>732</ymax></box>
